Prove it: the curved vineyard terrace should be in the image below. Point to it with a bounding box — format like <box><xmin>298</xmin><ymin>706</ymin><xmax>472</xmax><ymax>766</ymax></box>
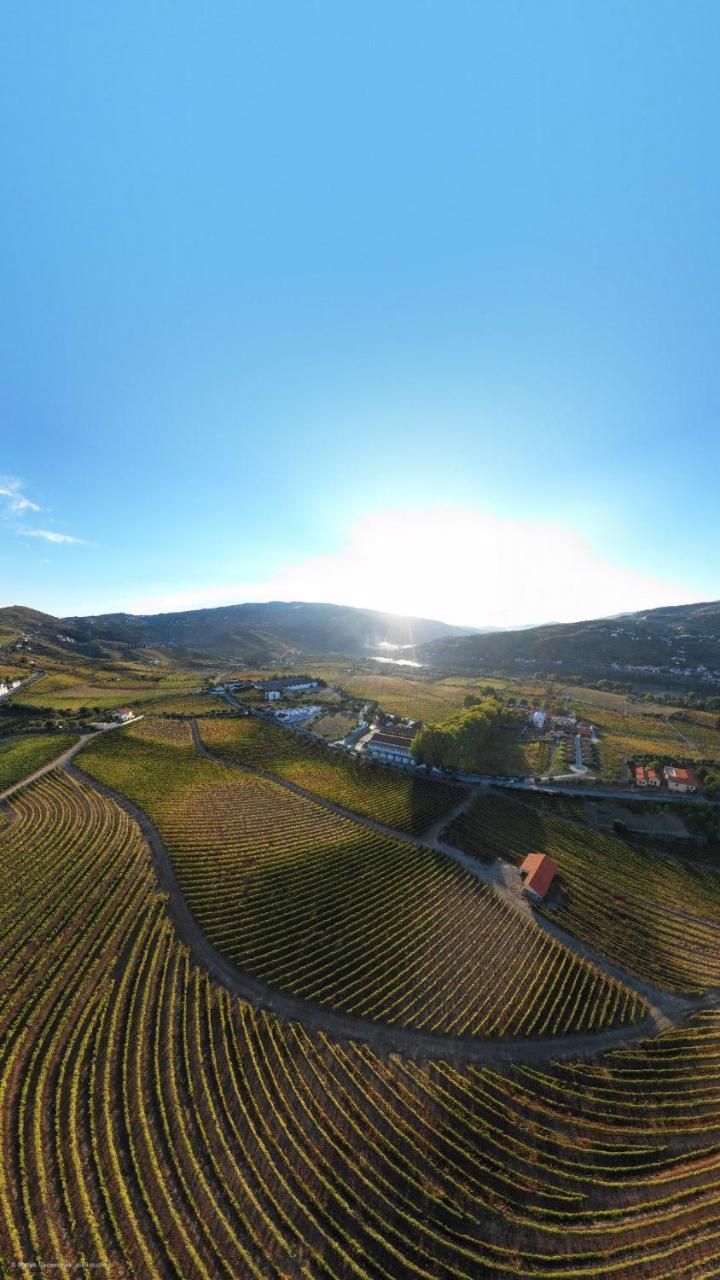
<box><xmin>443</xmin><ymin>789</ymin><xmax>720</xmax><ymax>995</ymax></box>
<box><xmin>76</xmin><ymin>718</ymin><xmax>643</xmax><ymax>1039</ymax></box>
<box><xmin>3</xmin><ymin>765</ymin><xmax>720</xmax><ymax>1275</ymax></box>
<box><xmin>197</xmin><ymin>712</ymin><xmax>464</xmax><ymax>835</ymax></box>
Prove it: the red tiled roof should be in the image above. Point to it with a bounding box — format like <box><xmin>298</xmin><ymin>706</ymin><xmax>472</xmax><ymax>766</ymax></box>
<box><xmin>519</xmin><ymin>852</ymin><xmax>558</xmax><ymax>899</ymax></box>
<box><xmin>667</xmin><ymin>766</ymin><xmax>699</xmax><ymax>787</ymax></box>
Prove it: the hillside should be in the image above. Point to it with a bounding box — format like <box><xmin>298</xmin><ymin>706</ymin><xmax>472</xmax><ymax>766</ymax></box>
<box><xmin>417</xmin><ymin>598</ymin><xmax>720</xmax><ymax>677</ymax></box>
<box><xmin>0</xmin><ymin>599</ymin><xmax>473</xmax><ymax>665</ymax></box>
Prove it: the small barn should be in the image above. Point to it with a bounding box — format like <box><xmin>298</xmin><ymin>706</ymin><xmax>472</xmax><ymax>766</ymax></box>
<box><xmin>519</xmin><ymin>852</ymin><xmax>558</xmax><ymax>903</ymax></box>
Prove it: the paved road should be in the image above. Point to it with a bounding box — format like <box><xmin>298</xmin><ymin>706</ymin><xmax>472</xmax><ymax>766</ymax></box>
<box><xmin>66</xmin><ymin>759</ymin><xmax>710</xmax><ymax>1065</ymax></box>
<box><xmin>218</xmin><ymin>689</ymin><xmax>718</xmax><ymax>806</ymax></box>
<box><xmin>458</xmin><ymin>773</ymin><xmax>719</xmax><ymax>805</ymax></box>
<box><xmin>0</xmin><ymin>668</ymin><xmax>46</xmax><ymax>703</ymax></box>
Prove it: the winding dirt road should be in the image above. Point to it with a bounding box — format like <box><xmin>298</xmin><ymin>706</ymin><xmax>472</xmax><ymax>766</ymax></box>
<box><xmin>67</xmin><ymin>759</ymin><xmax>702</xmax><ymax>1064</ymax></box>
<box><xmin>3</xmin><ymin>718</ymin><xmax>714</xmax><ymax>1064</ymax></box>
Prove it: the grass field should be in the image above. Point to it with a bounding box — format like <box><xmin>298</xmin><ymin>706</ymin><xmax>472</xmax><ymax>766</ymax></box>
<box><xmin>310</xmin><ymin>710</ymin><xmax>357</xmax><ymax>739</ymax></box>
<box><xmin>0</xmin><ymin>732</ymin><xmax>78</xmax><ymax>790</ymax></box>
<box><xmin>78</xmin><ymin>719</ymin><xmax>639</xmax><ymax>1038</ymax></box>
<box><xmin>443</xmin><ymin>789</ymin><xmax>720</xmax><ymax>993</ymax></box>
<box><xmin>198</xmin><ymin>714</ymin><xmax>463</xmax><ymax>834</ymax></box>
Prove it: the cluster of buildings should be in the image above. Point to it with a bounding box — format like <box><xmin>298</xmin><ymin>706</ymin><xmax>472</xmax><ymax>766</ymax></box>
<box><xmin>217</xmin><ymin>676</ymin><xmax>319</xmax><ymax>703</ymax></box>
<box><xmin>530</xmin><ymin>709</ymin><xmax>597</xmax><ymax>739</ymax></box>
<box><xmin>611</xmin><ymin>661</ymin><xmax>720</xmax><ymax>683</ymax></box>
<box><xmin>0</xmin><ymin>679</ymin><xmax>21</xmax><ymax>698</ymax></box>
<box><xmin>273</xmin><ymin>705</ymin><xmax>321</xmax><ymax>725</ymax></box>
<box><xmin>635</xmin><ymin>764</ymin><xmax>699</xmax><ymax>793</ymax></box>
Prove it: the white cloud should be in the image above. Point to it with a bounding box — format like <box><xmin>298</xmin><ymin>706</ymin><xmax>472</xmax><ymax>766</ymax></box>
<box><xmin>19</xmin><ymin>528</ymin><xmax>88</xmax><ymax>546</ymax></box>
<box><xmin>127</xmin><ymin>506</ymin><xmax>702</xmax><ymax>627</ymax></box>
<box><xmin>0</xmin><ymin>476</ymin><xmax>41</xmax><ymax>514</ymax></box>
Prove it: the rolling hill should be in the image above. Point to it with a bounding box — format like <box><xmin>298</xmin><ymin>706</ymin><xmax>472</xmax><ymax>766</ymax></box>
<box><xmin>416</xmin><ymin>598</ymin><xmax>720</xmax><ymax>676</ymax></box>
<box><xmin>0</xmin><ymin>600</ymin><xmax>474</xmax><ymax>666</ymax></box>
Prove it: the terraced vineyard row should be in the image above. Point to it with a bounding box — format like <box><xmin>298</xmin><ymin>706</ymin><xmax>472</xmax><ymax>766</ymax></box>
<box><xmin>198</xmin><ymin>713</ymin><xmax>464</xmax><ymax>834</ymax></box>
<box><xmin>78</xmin><ymin>718</ymin><xmax>641</xmax><ymax>1038</ymax></box>
<box><xmin>443</xmin><ymin>789</ymin><xmax>720</xmax><ymax>993</ymax></box>
<box><xmin>4</xmin><ymin>766</ymin><xmax>720</xmax><ymax>1275</ymax></box>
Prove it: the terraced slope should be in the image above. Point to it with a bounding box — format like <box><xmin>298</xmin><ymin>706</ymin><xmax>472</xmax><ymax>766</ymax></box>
<box><xmin>4</xmin><ymin>766</ymin><xmax>720</xmax><ymax>1275</ymax></box>
<box><xmin>197</xmin><ymin>713</ymin><xmax>462</xmax><ymax>835</ymax></box>
<box><xmin>444</xmin><ymin>789</ymin><xmax>720</xmax><ymax>993</ymax></box>
<box><xmin>78</xmin><ymin>718</ymin><xmax>641</xmax><ymax>1038</ymax></box>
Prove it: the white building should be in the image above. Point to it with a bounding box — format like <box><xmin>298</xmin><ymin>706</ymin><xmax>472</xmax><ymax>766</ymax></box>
<box><xmin>257</xmin><ymin>677</ymin><xmax>318</xmax><ymax>696</ymax></box>
<box><xmin>363</xmin><ymin>731</ymin><xmax>416</xmax><ymax>767</ymax></box>
<box><xmin>276</xmin><ymin>705</ymin><xmax>321</xmax><ymax>724</ymax></box>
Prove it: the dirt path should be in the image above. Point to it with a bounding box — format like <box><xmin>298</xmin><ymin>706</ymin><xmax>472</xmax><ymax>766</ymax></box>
<box><xmin>189</xmin><ymin>719</ymin><xmax>712</xmax><ymax>1040</ymax></box>
<box><xmin>66</xmin><ymin>759</ymin><xmax>708</xmax><ymax>1064</ymax></box>
<box><xmin>0</xmin><ymin>719</ymin><xmax>141</xmax><ymax>804</ymax></box>
<box><xmin>189</xmin><ymin>719</ymin><xmax>701</xmax><ymax>1015</ymax></box>
<box><xmin>421</xmin><ymin>789</ymin><xmax>474</xmax><ymax>843</ymax></box>
<box><xmin>190</xmin><ymin>718</ymin><xmax>458</xmax><ymax>853</ymax></box>
<box><xmin>4</xmin><ymin>719</ymin><xmax>711</xmax><ymax>1064</ymax></box>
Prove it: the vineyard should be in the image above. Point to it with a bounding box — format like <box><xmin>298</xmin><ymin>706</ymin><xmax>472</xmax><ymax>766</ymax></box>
<box><xmin>145</xmin><ymin>692</ymin><xmax>230</xmax><ymax>717</ymax></box>
<box><xmin>443</xmin><ymin>789</ymin><xmax>720</xmax><ymax>993</ymax></box>
<box><xmin>0</xmin><ymin>732</ymin><xmax>77</xmax><ymax>791</ymax></box>
<box><xmin>76</xmin><ymin>718</ymin><xmax>640</xmax><ymax>1038</ymax></box>
<box><xmin>3</xmin><ymin>766</ymin><xmax>720</xmax><ymax>1275</ymax></box>
<box><xmin>197</xmin><ymin>714</ymin><xmax>463</xmax><ymax>835</ymax></box>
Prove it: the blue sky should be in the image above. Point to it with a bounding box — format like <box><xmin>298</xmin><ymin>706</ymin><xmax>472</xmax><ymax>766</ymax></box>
<box><xmin>1</xmin><ymin>1</ymin><xmax>719</xmax><ymax>626</ymax></box>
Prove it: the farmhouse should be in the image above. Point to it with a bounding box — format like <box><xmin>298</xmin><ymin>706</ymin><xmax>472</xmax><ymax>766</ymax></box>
<box><xmin>519</xmin><ymin>853</ymin><xmax>558</xmax><ymax>903</ymax></box>
<box><xmin>635</xmin><ymin>766</ymin><xmax>660</xmax><ymax>787</ymax></box>
<box><xmin>114</xmin><ymin>707</ymin><xmax>134</xmax><ymax>723</ymax></box>
<box><xmin>664</xmin><ymin>765</ymin><xmax>699</xmax><ymax>794</ymax></box>
<box><xmin>363</xmin><ymin>731</ymin><xmax>416</xmax><ymax>767</ymax></box>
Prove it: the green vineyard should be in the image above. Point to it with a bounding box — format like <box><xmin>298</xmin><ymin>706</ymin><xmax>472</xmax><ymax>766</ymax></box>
<box><xmin>77</xmin><ymin>719</ymin><xmax>639</xmax><ymax>1037</ymax></box>
<box><xmin>443</xmin><ymin>789</ymin><xmax>720</xmax><ymax>993</ymax></box>
<box><xmin>3</xmin><ymin>764</ymin><xmax>720</xmax><ymax>1275</ymax></box>
<box><xmin>197</xmin><ymin>713</ymin><xmax>463</xmax><ymax>834</ymax></box>
<box><xmin>0</xmin><ymin>731</ymin><xmax>78</xmax><ymax>791</ymax></box>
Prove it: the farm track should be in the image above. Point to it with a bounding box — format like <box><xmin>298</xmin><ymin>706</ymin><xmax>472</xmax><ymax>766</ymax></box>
<box><xmin>5</xmin><ymin>719</ymin><xmax>715</xmax><ymax>1063</ymax></box>
<box><xmin>66</xmin><ymin>759</ymin><xmax>689</xmax><ymax>1064</ymax></box>
<box><xmin>191</xmin><ymin>720</ymin><xmax>704</xmax><ymax>1023</ymax></box>
<box><xmin>0</xmin><ymin>718</ymin><xmax>139</xmax><ymax>804</ymax></box>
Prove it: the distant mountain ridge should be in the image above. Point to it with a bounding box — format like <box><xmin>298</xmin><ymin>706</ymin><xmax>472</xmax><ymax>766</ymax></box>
<box><xmin>415</xmin><ymin>599</ymin><xmax>720</xmax><ymax>676</ymax></box>
<box><xmin>0</xmin><ymin>600</ymin><xmax>475</xmax><ymax>665</ymax></box>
